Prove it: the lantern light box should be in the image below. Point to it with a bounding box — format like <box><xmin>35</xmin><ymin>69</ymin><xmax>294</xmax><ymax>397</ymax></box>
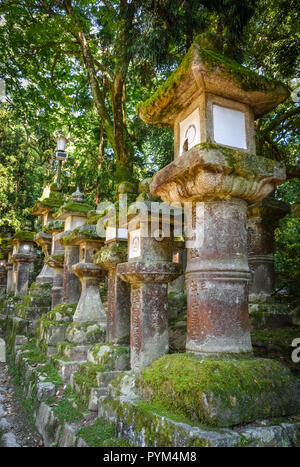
<box><xmin>138</xmin><ymin>40</ymin><xmax>289</xmax><ymax>161</ymax></box>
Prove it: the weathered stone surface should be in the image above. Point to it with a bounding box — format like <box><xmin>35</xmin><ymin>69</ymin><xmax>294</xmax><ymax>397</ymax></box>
<box><xmin>35</xmin><ymin>402</ymin><xmax>60</xmax><ymax>447</ymax></box>
<box><xmin>66</xmin><ymin>322</ymin><xmax>106</xmax><ymax>345</ymax></box>
<box><xmin>59</xmin><ymin>423</ymin><xmax>78</xmax><ymax>447</ymax></box>
<box><xmin>95</xmin><ymin>243</ymin><xmax>130</xmax><ymax>345</ymax></box>
<box><xmin>249</xmin><ymin>303</ymin><xmax>293</xmax><ymax>330</ymax></box>
<box><xmin>150</xmin><ymin>145</ymin><xmax>285</xmax><ymax>205</ymax></box>
<box><xmin>0</xmin><ymin>403</ymin><xmax>7</xmax><ymax>418</ymax></box>
<box><xmin>247</xmin><ymin>197</ymin><xmax>290</xmax><ymax>304</ymax></box>
<box><xmin>0</xmin><ymin>338</ymin><xmax>5</xmax><ymax>363</ymax></box>
<box><xmin>0</xmin><ymin>417</ymin><xmax>10</xmax><ymax>431</ymax></box>
<box><xmin>151</xmin><ymin>147</ymin><xmax>285</xmax><ymax>355</ymax></box>
<box><xmin>138</xmin><ymin>37</ymin><xmax>289</xmax><ymax>126</ymax></box>
<box><xmin>87</xmin><ymin>343</ymin><xmax>130</xmax><ymax>371</ymax></box>
<box><xmin>238</xmin><ymin>425</ymin><xmax>290</xmax><ymax>447</ymax></box>
<box><xmin>72</xmin><ymin>262</ymin><xmax>106</xmax><ymax>325</ymax></box>
<box><xmin>138</xmin><ymin>354</ymin><xmax>300</xmax><ymax>428</ymax></box>
<box><xmin>55</xmin><ymin>360</ymin><xmax>82</xmax><ymax>384</ymax></box>
<box><xmin>1</xmin><ymin>432</ymin><xmax>21</xmax><ymax>447</ymax></box>
<box><xmin>36</xmin><ymin>382</ymin><xmax>56</xmax><ymax>402</ymax></box>
<box><xmin>57</xmin><ymin>343</ymin><xmax>90</xmax><ymax>362</ymax></box>
<box><xmin>88</xmin><ymin>388</ymin><xmax>105</xmax><ymax>411</ymax></box>
<box><xmin>98</xmin><ymin>396</ymin><xmax>241</xmax><ymax>447</ymax></box>
<box><xmin>15</xmin><ymin>335</ymin><xmax>28</xmax><ymax>346</ymax></box>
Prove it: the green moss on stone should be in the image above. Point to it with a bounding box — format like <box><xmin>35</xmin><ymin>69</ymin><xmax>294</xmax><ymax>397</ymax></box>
<box><xmin>138</xmin><ymin>37</ymin><xmax>288</xmax><ymax>120</ymax></box>
<box><xmin>55</xmin><ymin>201</ymin><xmax>94</xmax><ymax>218</ymax></box>
<box><xmin>138</xmin><ymin>353</ymin><xmax>300</xmax><ymax>428</ymax></box>
<box><xmin>13</xmin><ymin>231</ymin><xmax>35</xmax><ymax>242</ymax></box>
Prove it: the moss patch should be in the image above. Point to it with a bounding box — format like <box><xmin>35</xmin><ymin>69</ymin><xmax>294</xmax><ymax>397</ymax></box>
<box><xmin>138</xmin><ymin>353</ymin><xmax>300</xmax><ymax>427</ymax></box>
<box><xmin>13</xmin><ymin>231</ymin><xmax>35</xmax><ymax>242</ymax></box>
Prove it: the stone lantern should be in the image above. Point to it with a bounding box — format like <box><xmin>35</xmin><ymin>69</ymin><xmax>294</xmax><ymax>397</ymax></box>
<box><xmin>0</xmin><ymin>263</ymin><xmax>6</xmax><ymax>297</ymax></box>
<box><xmin>94</xmin><ymin>182</ymin><xmax>133</xmax><ymax>345</ymax></box>
<box><xmin>247</xmin><ymin>196</ymin><xmax>291</xmax><ymax>327</ymax></box>
<box><xmin>31</xmin><ymin>183</ymin><xmax>64</xmax><ymax>284</ymax></box>
<box><xmin>70</xmin><ymin>224</ymin><xmax>106</xmax><ymax>325</ymax></box>
<box><xmin>43</xmin><ymin>220</ymin><xmax>65</xmax><ymax>308</ymax></box>
<box><xmin>0</xmin><ymin>237</ymin><xmax>13</xmax><ymax>294</ymax></box>
<box><xmin>11</xmin><ymin>229</ymin><xmax>36</xmax><ymax>297</ymax></box>
<box><xmin>54</xmin><ymin>188</ymin><xmax>94</xmax><ymax>304</ymax></box>
<box><xmin>117</xmin><ymin>179</ymin><xmax>182</xmax><ymax>371</ymax></box>
<box><xmin>140</xmin><ymin>37</ymin><xmax>288</xmax><ymax>355</ymax></box>
<box><xmin>4</xmin><ymin>249</ymin><xmax>14</xmax><ymax>294</ymax></box>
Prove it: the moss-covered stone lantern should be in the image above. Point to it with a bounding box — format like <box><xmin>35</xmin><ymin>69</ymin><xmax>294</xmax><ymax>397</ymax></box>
<box><xmin>117</xmin><ymin>179</ymin><xmax>182</xmax><ymax>371</ymax></box>
<box><xmin>140</xmin><ymin>36</ymin><xmax>288</xmax><ymax>355</ymax></box>
<box><xmin>247</xmin><ymin>196</ymin><xmax>291</xmax><ymax>328</ymax></box>
<box><xmin>54</xmin><ymin>188</ymin><xmax>94</xmax><ymax>304</ymax></box>
<box><xmin>11</xmin><ymin>229</ymin><xmax>36</xmax><ymax>297</ymax></box>
<box><xmin>31</xmin><ymin>182</ymin><xmax>64</xmax><ymax>285</ymax></box>
<box><xmin>43</xmin><ymin>220</ymin><xmax>65</xmax><ymax>308</ymax></box>
<box><xmin>94</xmin><ymin>182</ymin><xmax>132</xmax><ymax>345</ymax></box>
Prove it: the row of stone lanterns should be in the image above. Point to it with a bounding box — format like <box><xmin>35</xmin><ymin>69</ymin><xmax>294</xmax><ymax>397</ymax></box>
<box><xmin>1</xmin><ymin>36</ymin><xmax>296</xmax><ymax>378</ymax></box>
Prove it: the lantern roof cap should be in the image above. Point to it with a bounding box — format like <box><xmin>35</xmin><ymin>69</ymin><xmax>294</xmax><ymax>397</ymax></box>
<box><xmin>138</xmin><ymin>37</ymin><xmax>290</xmax><ymax>127</ymax></box>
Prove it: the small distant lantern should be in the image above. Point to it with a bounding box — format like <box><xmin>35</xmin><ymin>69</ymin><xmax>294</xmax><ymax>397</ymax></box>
<box><xmin>55</xmin><ymin>131</ymin><xmax>68</xmax><ymax>161</ymax></box>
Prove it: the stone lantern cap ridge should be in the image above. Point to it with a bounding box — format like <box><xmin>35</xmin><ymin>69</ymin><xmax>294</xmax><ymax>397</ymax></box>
<box><xmin>72</xmin><ymin>261</ymin><xmax>106</xmax><ymax>279</ymax></box>
<box><xmin>138</xmin><ymin>38</ymin><xmax>290</xmax><ymax>126</ymax></box>
<box><xmin>45</xmin><ymin>253</ymin><xmax>64</xmax><ymax>268</ymax></box>
<box><xmin>54</xmin><ymin>199</ymin><xmax>94</xmax><ymax>220</ymax></box>
<box><xmin>34</xmin><ymin>231</ymin><xmax>52</xmax><ymax>243</ymax></box>
<box><xmin>94</xmin><ymin>242</ymin><xmax>128</xmax><ymax>270</ymax></box>
<box><xmin>55</xmin><ymin>224</ymin><xmax>104</xmax><ymax>246</ymax></box>
<box><xmin>150</xmin><ymin>143</ymin><xmax>286</xmax><ymax>204</ymax></box>
<box><xmin>248</xmin><ymin>197</ymin><xmax>291</xmax><ymax>220</ymax></box>
<box><xmin>42</xmin><ymin>219</ymin><xmax>65</xmax><ymax>234</ymax></box>
<box><xmin>117</xmin><ymin>260</ymin><xmax>182</xmax><ymax>284</ymax></box>
<box><xmin>12</xmin><ymin>231</ymin><xmax>36</xmax><ymax>243</ymax></box>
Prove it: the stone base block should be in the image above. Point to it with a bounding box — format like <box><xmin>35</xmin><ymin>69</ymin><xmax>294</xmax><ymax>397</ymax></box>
<box><xmin>249</xmin><ymin>303</ymin><xmax>293</xmax><ymax>330</ymax></box>
<box><xmin>57</xmin><ymin>342</ymin><xmax>91</xmax><ymax>362</ymax></box>
<box><xmin>87</xmin><ymin>343</ymin><xmax>130</xmax><ymax>371</ymax></box>
<box><xmin>136</xmin><ymin>353</ymin><xmax>300</xmax><ymax>428</ymax></box>
<box><xmin>0</xmin><ymin>338</ymin><xmax>6</xmax><ymax>362</ymax></box>
<box><xmin>96</xmin><ymin>370</ymin><xmax>123</xmax><ymax>388</ymax></box>
<box><xmin>54</xmin><ymin>359</ymin><xmax>83</xmax><ymax>384</ymax></box>
<box><xmin>40</xmin><ymin>323</ymin><xmax>69</xmax><ymax>346</ymax></box>
<box><xmin>65</xmin><ymin>322</ymin><xmax>106</xmax><ymax>345</ymax></box>
<box><xmin>98</xmin><ymin>394</ymin><xmax>300</xmax><ymax>447</ymax></box>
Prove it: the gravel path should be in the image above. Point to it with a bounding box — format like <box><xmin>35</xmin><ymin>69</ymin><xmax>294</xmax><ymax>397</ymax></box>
<box><xmin>0</xmin><ymin>362</ymin><xmax>43</xmax><ymax>447</ymax></box>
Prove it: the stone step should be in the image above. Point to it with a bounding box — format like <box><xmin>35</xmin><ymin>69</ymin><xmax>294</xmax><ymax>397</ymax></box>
<box><xmin>54</xmin><ymin>359</ymin><xmax>85</xmax><ymax>384</ymax></box>
<box><xmin>96</xmin><ymin>370</ymin><xmax>122</xmax><ymax>388</ymax></box>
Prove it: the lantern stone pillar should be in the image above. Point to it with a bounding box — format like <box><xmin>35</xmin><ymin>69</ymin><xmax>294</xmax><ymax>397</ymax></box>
<box><xmin>0</xmin><ymin>240</ymin><xmax>13</xmax><ymax>294</ymax></box>
<box><xmin>54</xmin><ymin>188</ymin><xmax>93</xmax><ymax>305</ymax></box>
<box><xmin>138</xmin><ymin>38</ymin><xmax>289</xmax><ymax>355</ymax></box>
<box><xmin>43</xmin><ymin>220</ymin><xmax>65</xmax><ymax>308</ymax></box>
<box><xmin>94</xmin><ymin>221</ymin><xmax>130</xmax><ymax>345</ymax></box>
<box><xmin>117</xmin><ymin>180</ymin><xmax>182</xmax><ymax>371</ymax></box>
<box><xmin>11</xmin><ymin>232</ymin><xmax>36</xmax><ymax>297</ymax></box>
<box><xmin>169</xmin><ymin>237</ymin><xmax>186</xmax><ymax>295</ymax></box>
<box><xmin>70</xmin><ymin>224</ymin><xmax>106</xmax><ymax>325</ymax></box>
<box><xmin>34</xmin><ymin>231</ymin><xmax>53</xmax><ymax>283</ymax></box>
<box><xmin>247</xmin><ymin>197</ymin><xmax>291</xmax><ymax>328</ymax></box>
<box><xmin>5</xmin><ymin>256</ymin><xmax>13</xmax><ymax>294</ymax></box>
<box><xmin>0</xmin><ymin>264</ymin><xmax>7</xmax><ymax>297</ymax></box>
<box><xmin>31</xmin><ymin>182</ymin><xmax>64</xmax><ymax>285</ymax></box>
